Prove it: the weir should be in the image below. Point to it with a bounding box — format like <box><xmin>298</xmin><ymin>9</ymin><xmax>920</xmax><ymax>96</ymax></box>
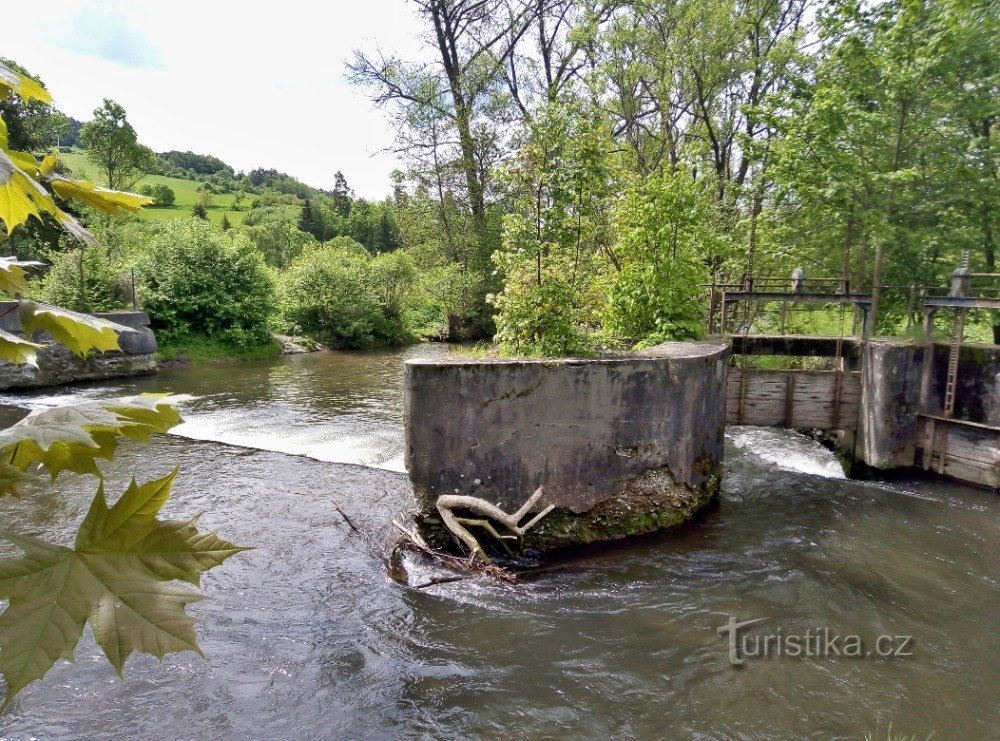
<box><xmin>405</xmin><ymin>263</ymin><xmax>998</xmax><ymax>552</ymax></box>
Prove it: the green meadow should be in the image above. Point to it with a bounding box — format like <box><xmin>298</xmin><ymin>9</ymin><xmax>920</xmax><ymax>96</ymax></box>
<box><xmin>58</xmin><ymin>150</ymin><xmax>247</xmax><ymax>227</ymax></box>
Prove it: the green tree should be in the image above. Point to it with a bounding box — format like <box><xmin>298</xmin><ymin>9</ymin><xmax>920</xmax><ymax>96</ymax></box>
<box><xmin>135</xmin><ymin>220</ymin><xmax>275</xmax><ymax>347</ymax></box>
<box><xmin>80</xmin><ymin>99</ymin><xmax>155</xmax><ymax>190</ymax></box>
<box><xmin>603</xmin><ymin>169</ymin><xmax>710</xmax><ymax>344</ymax></box>
<box><xmin>491</xmin><ymin>101</ymin><xmax>614</xmax><ymax>356</ymax></box>
<box><xmin>139</xmin><ymin>182</ymin><xmax>176</xmax><ymax>207</ymax></box>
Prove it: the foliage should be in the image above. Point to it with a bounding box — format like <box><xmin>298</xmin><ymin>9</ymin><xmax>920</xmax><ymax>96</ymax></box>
<box><xmin>490</xmin><ymin>101</ymin><xmax>614</xmax><ymax>356</ymax></box>
<box><xmin>280</xmin><ymin>241</ymin><xmax>415</xmax><ymax>348</ymax></box>
<box><xmin>603</xmin><ymin>170</ymin><xmax>710</xmax><ymax>345</ymax></box>
<box><xmin>80</xmin><ymin>99</ymin><xmax>156</xmax><ymax>191</ymax></box>
<box><xmin>36</xmin><ymin>246</ymin><xmax>128</xmax><ymax>313</ymax></box>
<box><xmin>139</xmin><ymin>182</ymin><xmax>176</xmax><ymax>207</ymax></box>
<box><xmin>134</xmin><ymin>219</ymin><xmax>275</xmax><ymax>348</ymax></box>
<box><xmin>0</xmin><ymin>62</ymin><xmax>244</xmax><ymax>709</ymax></box>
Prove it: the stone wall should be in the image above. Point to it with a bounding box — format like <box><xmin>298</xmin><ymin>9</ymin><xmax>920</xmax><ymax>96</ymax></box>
<box><xmin>0</xmin><ymin>303</ymin><xmax>158</xmax><ymax>390</ymax></box>
<box><xmin>404</xmin><ymin>341</ymin><xmax>729</xmax><ymax>551</ymax></box>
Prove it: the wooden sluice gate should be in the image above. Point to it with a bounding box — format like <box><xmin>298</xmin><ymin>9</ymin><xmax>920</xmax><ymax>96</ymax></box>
<box><xmin>726</xmin><ymin>368</ymin><xmax>861</xmax><ymax>431</ymax></box>
<box><xmin>712</xmin><ymin>260</ymin><xmax>999</xmax><ymax>489</ymax></box>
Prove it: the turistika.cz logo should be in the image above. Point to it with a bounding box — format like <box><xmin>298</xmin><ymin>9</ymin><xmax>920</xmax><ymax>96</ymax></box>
<box><xmin>717</xmin><ymin>617</ymin><xmax>915</xmax><ymax>666</ymax></box>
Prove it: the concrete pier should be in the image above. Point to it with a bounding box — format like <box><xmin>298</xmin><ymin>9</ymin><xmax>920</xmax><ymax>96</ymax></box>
<box><xmin>404</xmin><ymin>341</ymin><xmax>729</xmax><ymax>551</ymax></box>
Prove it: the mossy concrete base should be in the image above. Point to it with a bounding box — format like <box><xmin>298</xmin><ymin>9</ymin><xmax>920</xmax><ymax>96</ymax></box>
<box><xmin>405</xmin><ymin>341</ymin><xmax>729</xmax><ymax>553</ymax></box>
<box><xmin>416</xmin><ymin>465</ymin><xmax>719</xmax><ymax>554</ymax></box>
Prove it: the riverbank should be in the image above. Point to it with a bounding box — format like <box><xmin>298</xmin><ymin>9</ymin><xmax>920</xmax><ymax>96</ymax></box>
<box><xmin>156</xmin><ymin>334</ymin><xmax>324</xmax><ymax>366</ymax></box>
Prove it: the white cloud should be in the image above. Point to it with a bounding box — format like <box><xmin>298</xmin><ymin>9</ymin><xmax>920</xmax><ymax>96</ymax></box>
<box><xmin>3</xmin><ymin>0</ymin><xmax>428</xmax><ymax>199</ymax></box>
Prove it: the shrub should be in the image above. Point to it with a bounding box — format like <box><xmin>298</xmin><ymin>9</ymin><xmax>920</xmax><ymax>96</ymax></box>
<box><xmin>37</xmin><ymin>245</ymin><xmax>129</xmax><ymax>313</ymax></box>
<box><xmin>134</xmin><ymin>219</ymin><xmax>275</xmax><ymax>347</ymax></box>
<box><xmin>139</xmin><ymin>182</ymin><xmax>176</xmax><ymax>207</ymax></box>
<box><xmin>279</xmin><ymin>242</ymin><xmax>414</xmax><ymax>348</ymax></box>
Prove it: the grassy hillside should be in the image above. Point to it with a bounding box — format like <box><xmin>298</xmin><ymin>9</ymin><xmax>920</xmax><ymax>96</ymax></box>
<box><xmin>58</xmin><ymin>150</ymin><xmax>249</xmax><ymax>227</ymax></box>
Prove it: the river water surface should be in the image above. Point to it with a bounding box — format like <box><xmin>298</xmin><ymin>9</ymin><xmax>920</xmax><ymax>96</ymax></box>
<box><xmin>0</xmin><ymin>346</ymin><xmax>996</xmax><ymax>739</ymax></box>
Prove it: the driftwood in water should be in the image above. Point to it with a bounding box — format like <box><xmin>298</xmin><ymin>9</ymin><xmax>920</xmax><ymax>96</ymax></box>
<box><xmin>435</xmin><ymin>486</ymin><xmax>555</xmax><ymax>562</ymax></box>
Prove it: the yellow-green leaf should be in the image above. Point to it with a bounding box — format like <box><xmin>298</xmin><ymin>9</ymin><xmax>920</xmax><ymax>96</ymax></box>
<box><xmin>0</xmin><ymin>150</ymin><xmax>58</xmax><ymax>235</ymax></box>
<box><xmin>0</xmin><ymin>63</ymin><xmax>52</xmax><ymax>105</ymax></box>
<box><xmin>0</xmin><ymin>256</ymin><xmax>45</xmax><ymax>296</ymax></box>
<box><xmin>0</xmin><ymin>472</ymin><xmax>245</xmax><ymax>707</ymax></box>
<box><xmin>38</xmin><ymin>151</ymin><xmax>58</xmax><ymax>178</ymax></box>
<box><xmin>0</xmin><ymin>463</ymin><xmax>41</xmax><ymax>498</ymax></box>
<box><xmin>52</xmin><ymin>208</ymin><xmax>97</xmax><ymax>246</ymax></box>
<box><xmin>0</xmin><ymin>327</ymin><xmax>42</xmax><ymax>366</ymax></box>
<box><xmin>19</xmin><ymin>300</ymin><xmax>123</xmax><ymax>356</ymax></box>
<box><xmin>48</xmin><ymin>176</ymin><xmax>153</xmax><ymax>215</ymax></box>
<box><xmin>0</xmin><ymin>394</ymin><xmax>190</xmax><ymax>488</ymax></box>
<box><xmin>5</xmin><ymin>150</ymin><xmax>38</xmax><ymax>177</ymax></box>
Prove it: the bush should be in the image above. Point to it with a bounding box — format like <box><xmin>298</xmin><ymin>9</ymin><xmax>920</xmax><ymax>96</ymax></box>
<box><xmin>279</xmin><ymin>242</ymin><xmax>414</xmax><ymax>348</ymax></box>
<box><xmin>37</xmin><ymin>245</ymin><xmax>129</xmax><ymax>313</ymax></box>
<box><xmin>134</xmin><ymin>219</ymin><xmax>275</xmax><ymax>347</ymax></box>
<box><xmin>139</xmin><ymin>182</ymin><xmax>176</xmax><ymax>207</ymax></box>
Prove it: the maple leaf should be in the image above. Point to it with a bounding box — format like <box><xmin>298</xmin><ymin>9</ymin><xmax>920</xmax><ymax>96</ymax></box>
<box><xmin>0</xmin><ymin>63</ymin><xmax>53</xmax><ymax>105</ymax></box>
<box><xmin>0</xmin><ymin>150</ymin><xmax>58</xmax><ymax>236</ymax></box>
<box><xmin>18</xmin><ymin>300</ymin><xmax>124</xmax><ymax>357</ymax></box>
<box><xmin>0</xmin><ymin>256</ymin><xmax>45</xmax><ymax>296</ymax></box>
<box><xmin>0</xmin><ymin>328</ymin><xmax>42</xmax><ymax>367</ymax></box>
<box><xmin>0</xmin><ymin>470</ymin><xmax>247</xmax><ymax>708</ymax></box>
<box><xmin>48</xmin><ymin>176</ymin><xmax>153</xmax><ymax>215</ymax></box>
<box><xmin>0</xmin><ymin>394</ymin><xmax>190</xmax><ymax>491</ymax></box>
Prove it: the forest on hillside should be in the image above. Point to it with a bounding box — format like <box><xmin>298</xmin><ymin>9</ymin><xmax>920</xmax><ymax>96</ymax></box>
<box><xmin>3</xmin><ymin>0</ymin><xmax>997</xmax><ymax>357</ymax></box>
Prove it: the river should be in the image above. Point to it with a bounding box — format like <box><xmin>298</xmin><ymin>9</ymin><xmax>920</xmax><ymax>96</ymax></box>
<box><xmin>0</xmin><ymin>346</ymin><xmax>996</xmax><ymax>739</ymax></box>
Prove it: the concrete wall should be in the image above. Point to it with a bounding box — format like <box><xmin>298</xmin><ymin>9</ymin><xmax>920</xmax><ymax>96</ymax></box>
<box><xmin>0</xmin><ymin>303</ymin><xmax>157</xmax><ymax>389</ymax></box>
<box><xmin>860</xmin><ymin>340</ymin><xmax>926</xmax><ymax>468</ymax></box>
<box><xmin>858</xmin><ymin>339</ymin><xmax>999</xmax><ymax>487</ymax></box>
<box><xmin>404</xmin><ymin>341</ymin><xmax>729</xmax><ymax>550</ymax></box>
<box><xmin>921</xmin><ymin>342</ymin><xmax>1000</xmax><ymax>427</ymax></box>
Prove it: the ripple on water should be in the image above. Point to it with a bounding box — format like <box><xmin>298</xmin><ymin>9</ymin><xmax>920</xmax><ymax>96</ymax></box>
<box><xmin>0</xmin><ymin>347</ymin><xmax>996</xmax><ymax>738</ymax></box>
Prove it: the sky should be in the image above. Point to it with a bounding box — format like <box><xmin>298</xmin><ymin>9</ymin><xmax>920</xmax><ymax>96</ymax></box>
<box><xmin>4</xmin><ymin>0</ymin><xmax>427</xmax><ymax>199</ymax></box>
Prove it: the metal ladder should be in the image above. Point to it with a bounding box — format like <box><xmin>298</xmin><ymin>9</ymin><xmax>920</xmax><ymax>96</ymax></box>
<box><xmin>928</xmin><ymin>251</ymin><xmax>971</xmax><ymax>472</ymax></box>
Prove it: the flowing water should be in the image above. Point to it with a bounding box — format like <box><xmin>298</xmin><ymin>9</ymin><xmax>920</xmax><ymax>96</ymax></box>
<box><xmin>0</xmin><ymin>346</ymin><xmax>996</xmax><ymax>740</ymax></box>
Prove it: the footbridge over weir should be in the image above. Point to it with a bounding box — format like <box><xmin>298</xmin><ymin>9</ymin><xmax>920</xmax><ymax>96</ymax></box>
<box><xmin>714</xmin><ymin>264</ymin><xmax>999</xmax><ymax>489</ymax></box>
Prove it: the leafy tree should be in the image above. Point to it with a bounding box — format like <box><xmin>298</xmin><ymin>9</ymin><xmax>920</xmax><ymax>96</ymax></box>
<box><xmin>280</xmin><ymin>241</ymin><xmax>414</xmax><ymax>347</ymax></box>
<box><xmin>603</xmin><ymin>170</ymin><xmax>710</xmax><ymax>344</ymax></box>
<box><xmin>135</xmin><ymin>219</ymin><xmax>275</xmax><ymax>347</ymax></box>
<box><xmin>37</xmin><ymin>244</ymin><xmax>128</xmax><ymax>313</ymax></box>
<box><xmin>80</xmin><ymin>99</ymin><xmax>156</xmax><ymax>190</ymax></box>
<box><xmin>139</xmin><ymin>182</ymin><xmax>176</xmax><ymax>207</ymax></box>
<box><xmin>491</xmin><ymin>101</ymin><xmax>614</xmax><ymax>355</ymax></box>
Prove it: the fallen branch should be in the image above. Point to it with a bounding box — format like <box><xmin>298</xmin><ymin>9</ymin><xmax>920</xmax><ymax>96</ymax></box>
<box><xmin>436</xmin><ymin>486</ymin><xmax>555</xmax><ymax>562</ymax></box>
<box><xmin>390</xmin><ymin>518</ymin><xmax>517</xmax><ymax>584</ymax></box>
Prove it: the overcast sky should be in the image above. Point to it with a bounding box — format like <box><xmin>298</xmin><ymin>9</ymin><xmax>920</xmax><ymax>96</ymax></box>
<box><xmin>5</xmin><ymin>1</ymin><xmax>426</xmax><ymax>198</ymax></box>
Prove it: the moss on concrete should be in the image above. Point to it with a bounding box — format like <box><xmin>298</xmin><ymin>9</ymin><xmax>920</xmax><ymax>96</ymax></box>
<box><xmin>415</xmin><ymin>465</ymin><xmax>719</xmax><ymax>555</ymax></box>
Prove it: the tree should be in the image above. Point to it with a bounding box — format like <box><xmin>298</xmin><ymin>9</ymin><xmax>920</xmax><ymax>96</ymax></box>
<box><xmin>332</xmin><ymin>170</ymin><xmax>353</xmax><ymax>217</ymax></box>
<box><xmin>80</xmin><ymin>99</ymin><xmax>156</xmax><ymax>190</ymax></box>
<box><xmin>139</xmin><ymin>182</ymin><xmax>176</xmax><ymax>207</ymax></box>
<box><xmin>0</xmin><ymin>60</ymin><xmax>242</xmax><ymax>709</ymax></box>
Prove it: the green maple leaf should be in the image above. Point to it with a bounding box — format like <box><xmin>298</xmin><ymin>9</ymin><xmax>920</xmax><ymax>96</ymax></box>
<box><xmin>18</xmin><ymin>300</ymin><xmax>124</xmax><ymax>357</ymax></box>
<box><xmin>0</xmin><ymin>395</ymin><xmax>189</xmax><ymax>491</ymax></box>
<box><xmin>0</xmin><ymin>469</ymin><xmax>247</xmax><ymax>709</ymax></box>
